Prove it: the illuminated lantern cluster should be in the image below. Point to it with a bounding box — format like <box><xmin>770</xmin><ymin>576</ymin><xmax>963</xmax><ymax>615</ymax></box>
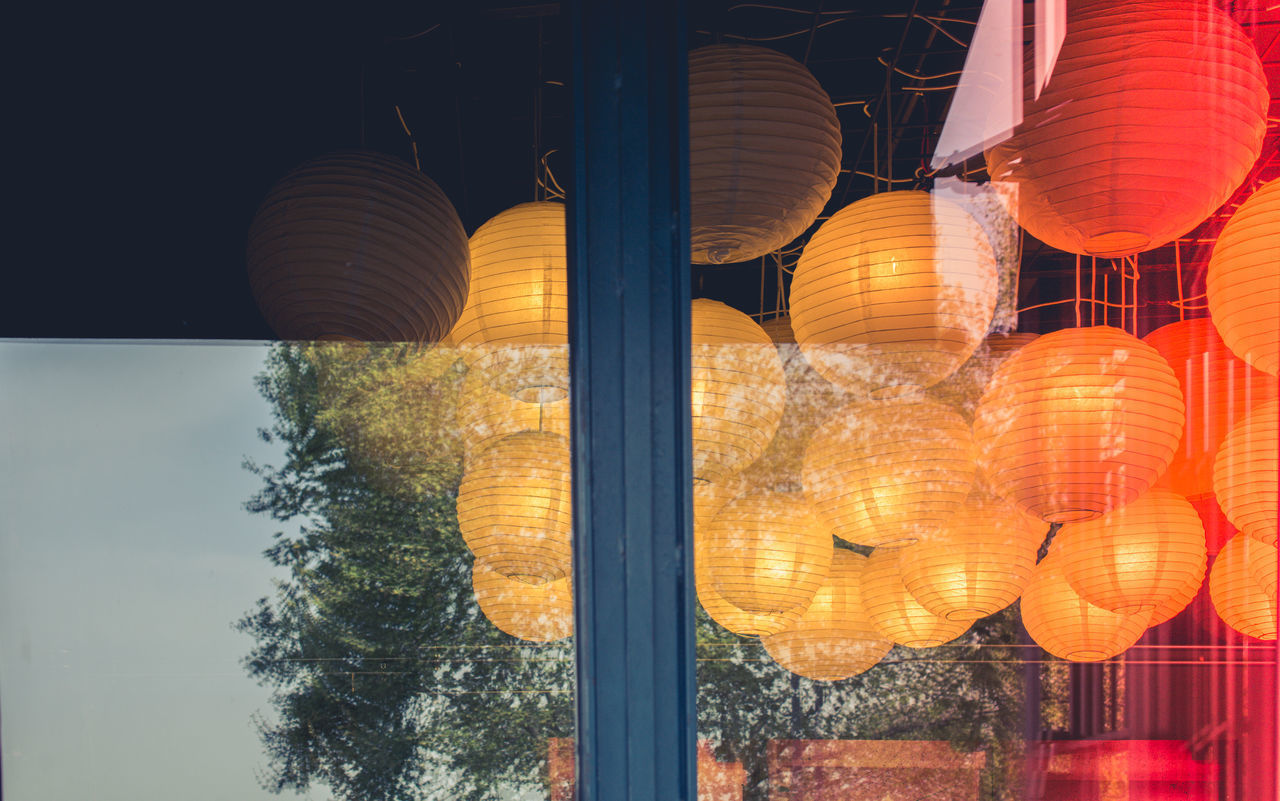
<box><xmin>688</xmin><ymin>45</ymin><xmax>842</xmax><ymax>265</ymax></box>
<box><xmin>472</xmin><ymin>560</ymin><xmax>573</xmax><ymax>642</ymax></box>
<box><xmin>1209</xmin><ymin>533</ymin><xmax>1278</xmax><ymax>641</ymax></box>
<box><xmin>974</xmin><ymin>326</ymin><xmax>1184</xmax><ymax>523</ymax></box>
<box><xmin>861</xmin><ymin>548</ymin><xmax>971</xmax><ymax>648</ymax></box>
<box><xmin>927</xmin><ymin>332</ymin><xmax>1038</xmax><ymax>420</ymax></box>
<box><xmin>1208</xmin><ymin>178</ymin><xmax>1280</xmax><ymax>376</ymax></box>
<box><xmin>1214</xmin><ymin>399</ymin><xmax>1279</xmax><ymax>546</ymax></box>
<box><xmin>456</xmin><ymin>368</ymin><xmax>570</xmax><ymax>463</ymax></box>
<box><xmin>1021</xmin><ymin>553</ymin><xmax>1151</xmax><ymax>662</ymax></box>
<box><xmin>248</xmin><ymin>150</ymin><xmax>471</xmax><ymax>342</ymax></box>
<box><xmin>790</xmin><ymin>190</ymin><xmax>999</xmax><ymax>398</ymax></box>
<box><xmin>985</xmin><ymin>0</ymin><xmax>1268</xmax><ymax>258</ymax></box>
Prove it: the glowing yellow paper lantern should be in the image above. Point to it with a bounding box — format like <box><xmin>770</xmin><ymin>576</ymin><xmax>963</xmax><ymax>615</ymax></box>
<box><xmin>973</xmin><ymin>326</ymin><xmax>1184</xmax><ymax>523</ymax></box>
<box><xmin>691</xmin><ymin>299</ymin><xmax>787</xmax><ymax>484</ymax></box>
<box><xmin>985</xmin><ymin>0</ymin><xmax>1268</xmax><ymax>258</ymax></box>
<box><xmin>901</xmin><ymin>494</ymin><xmax>1045</xmax><ymax>622</ymax></box>
<box><xmin>449</xmin><ymin>201</ymin><xmax>568</xmax><ymax>402</ymax></box>
<box><xmin>790</xmin><ymin>190</ymin><xmax>999</xmax><ymax>398</ymax></box>
<box><xmin>456</xmin><ymin>431</ymin><xmax>572</xmax><ymax>584</ymax></box>
<box><xmin>861</xmin><ymin>548</ymin><xmax>971</xmax><ymax>647</ymax></box>
<box><xmin>1209</xmin><ymin>533</ymin><xmax>1277</xmax><ymax>641</ymax></box>
<box><xmin>1214</xmin><ymin>399</ymin><xmax>1279</xmax><ymax>546</ymax></box>
<box><xmin>802</xmin><ymin>397</ymin><xmax>976</xmax><ymax>547</ymax></box>
<box><xmin>1144</xmin><ymin>318</ymin><xmax>1278</xmax><ymax>499</ymax></box>
<box><xmin>1208</xmin><ymin>178</ymin><xmax>1280</xmax><ymax>376</ymax></box>
<box><xmin>761</xmin><ymin>550</ymin><xmax>894</xmax><ymax>681</ymax></box>
<box><xmin>1055</xmin><ymin>490</ymin><xmax>1206</xmax><ymax>615</ymax></box>
<box><xmin>688</xmin><ymin>45</ymin><xmax>841</xmax><ymax>265</ymax></box>
<box><xmin>248</xmin><ymin>151</ymin><xmax>471</xmax><ymax>342</ymax></box>
<box><xmin>1021</xmin><ymin>552</ymin><xmax>1151</xmax><ymax>662</ymax></box>
<box><xmin>705</xmin><ymin>490</ymin><xmax>833</xmax><ymax>615</ymax></box>
<box><xmin>456</xmin><ymin>368</ymin><xmax>570</xmax><ymax>463</ymax></box>
<box><xmin>472</xmin><ymin>560</ymin><xmax>572</xmax><ymax>642</ymax></box>
<box><xmin>927</xmin><ymin>333</ymin><xmax>1039</xmax><ymax>420</ymax></box>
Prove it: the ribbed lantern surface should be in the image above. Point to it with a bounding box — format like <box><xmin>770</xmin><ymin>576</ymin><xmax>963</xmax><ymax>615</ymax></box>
<box><xmin>472</xmin><ymin>560</ymin><xmax>572</xmax><ymax>642</ymax></box>
<box><xmin>862</xmin><ymin>547</ymin><xmax>971</xmax><ymax>647</ymax></box>
<box><xmin>688</xmin><ymin>44</ymin><xmax>841</xmax><ymax>265</ymax></box>
<box><xmin>1144</xmin><ymin>318</ymin><xmax>1278</xmax><ymax>499</ymax></box>
<box><xmin>1056</xmin><ymin>489</ymin><xmax>1207</xmax><ymax>615</ymax></box>
<box><xmin>761</xmin><ymin>550</ymin><xmax>894</xmax><ymax>681</ymax></box>
<box><xmin>1208</xmin><ymin>178</ymin><xmax>1280</xmax><ymax>376</ymax></box>
<box><xmin>802</xmin><ymin>397</ymin><xmax>977</xmax><ymax>547</ymax></box>
<box><xmin>1021</xmin><ymin>553</ymin><xmax>1151</xmax><ymax>662</ymax></box>
<box><xmin>705</xmin><ymin>491</ymin><xmax>833</xmax><ymax>615</ymax></box>
<box><xmin>790</xmin><ymin>190</ymin><xmax>999</xmax><ymax>398</ymax></box>
<box><xmin>927</xmin><ymin>333</ymin><xmax>1039</xmax><ymax>420</ymax></box>
<box><xmin>456</xmin><ymin>431</ymin><xmax>572</xmax><ymax>584</ymax></box>
<box><xmin>691</xmin><ymin>299</ymin><xmax>787</xmax><ymax>484</ymax></box>
<box><xmin>248</xmin><ymin>150</ymin><xmax>471</xmax><ymax>342</ymax></box>
<box><xmin>450</xmin><ymin>201</ymin><xmax>569</xmax><ymax>402</ymax></box>
<box><xmin>1214</xmin><ymin>399</ymin><xmax>1279</xmax><ymax>546</ymax></box>
<box><xmin>456</xmin><ymin>368</ymin><xmax>570</xmax><ymax>463</ymax></box>
<box><xmin>901</xmin><ymin>494</ymin><xmax>1044</xmax><ymax>621</ymax></box>
<box><xmin>973</xmin><ymin>326</ymin><xmax>1184</xmax><ymax>523</ymax></box>
<box><xmin>1209</xmin><ymin>533</ymin><xmax>1278</xmax><ymax>641</ymax></box>
<box><xmin>985</xmin><ymin>0</ymin><xmax>1268</xmax><ymax>258</ymax></box>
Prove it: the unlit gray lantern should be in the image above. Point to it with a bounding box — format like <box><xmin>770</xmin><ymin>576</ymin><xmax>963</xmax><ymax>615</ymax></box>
<box><xmin>248</xmin><ymin>150</ymin><xmax>470</xmax><ymax>342</ymax></box>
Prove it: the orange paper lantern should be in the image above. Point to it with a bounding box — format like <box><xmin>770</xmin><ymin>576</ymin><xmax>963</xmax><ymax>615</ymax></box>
<box><xmin>1144</xmin><ymin>318</ymin><xmax>1278</xmax><ymax>499</ymax></box>
<box><xmin>248</xmin><ymin>150</ymin><xmax>471</xmax><ymax>341</ymax></box>
<box><xmin>456</xmin><ymin>431</ymin><xmax>572</xmax><ymax>584</ymax></box>
<box><xmin>1021</xmin><ymin>553</ymin><xmax>1151</xmax><ymax>662</ymax></box>
<box><xmin>861</xmin><ymin>548</ymin><xmax>971</xmax><ymax>647</ymax></box>
<box><xmin>927</xmin><ymin>332</ymin><xmax>1039</xmax><ymax>420</ymax></box>
<box><xmin>1207</xmin><ymin>178</ymin><xmax>1280</xmax><ymax>376</ymax></box>
<box><xmin>790</xmin><ymin>191</ymin><xmax>999</xmax><ymax>398</ymax></box>
<box><xmin>689</xmin><ymin>45</ymin><xmax>841</xmax><ymax>265</ymax></box>
<box><xmin>1055</xmin><ymin>489</ymin><xmax>1206</xmax><ymax>615</ymax></box>
<box><xmin>985</xmin><ymin>0</ymin><xmax>1268</xmax><ymax>258</ymax></box>
<box><xmin>973</xmin><ymin>326</ymin><xmax>1184</xmax><ymax>522</ymax></box>
<box><xmin>1208</xmin><ymin>533</ymin><xmax>1277</xmax><ymax>641</ymax></box>
<box><xmin>1213</xmin><ymin>399</ymin><xmax>1279</xmax><ymax>546</ymax></box>
<box><xmin>472</xmin><ymin>560</ymin><xmax>572</xmax><ymax>642</ymax></box>
<box><xmin>761</xmin><ymin>550</ymin><xmax>894</xmax><ymax>681</ymax></box>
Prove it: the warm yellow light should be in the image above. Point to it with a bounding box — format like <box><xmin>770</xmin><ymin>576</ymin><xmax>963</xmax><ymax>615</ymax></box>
<box><xmin>861</xmin><ymin>548</ymin><xmax>971</xmax><ymax>647</ymax></box>
<box><xmin>1021</xmin><ymin>552</ymin><xmax>1151</xmax><ymax>662</ymax></box>
<box><xmin>472</xmin><ymin>560</ymin><xmax>572</xmax><ymax>642</ymax></box>
<box><xmin>1209</xmin><ymin>533</ymin><xmax>1278</xmax><ymax>641</ymax></box>
<box><xmin>1214</xmin><ymin>399</ymin><xmax>1279</xmax><ymax>547</ymax></box>
<box><xmin>1208</xmin><ymin>178</ymin><xmax>1280</xmax><ymax>376</ymax></box>
<box><xmin>927</xmin><ymin>333</ymin><xmax>1039</xmax><ymax>421</ymax></box>
<box><xmin>456</xmin><ymin>367</ymin><xmax>569</xmax><ymax>464</ymax></box>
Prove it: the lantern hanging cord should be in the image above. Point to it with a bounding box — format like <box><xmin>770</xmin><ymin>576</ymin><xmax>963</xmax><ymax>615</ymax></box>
<box><xmin>385</xmin><ymin>22</ymin><xmax>441</xmax><ymax>42</ymax></box>
<box><xmin>726</xmin><ymin>3</ymin><xmax>846</xmax><ymax>14</ymax></box>
<box><xmin>537</xmin><ymin>149</ymin><xmax>566</xmax><ymax>200</ymax></box>
<box><xmin>697</xmin><ymin>17</ymin><xmax>846</xmax><ymax>42</ymax></box>
<box><xmin>393</xmin><ymin>105</ymin><xmax>421</xmax><ymax>171</ymax></box>
<box><xmin>1173</xmin><ymin>238</ymin><xmax>1185</xmax><ymax>322</ymax></box>
<box><xmin>843</xmin><ymin>169</ymin><xmax>916</xmax><ymax>184</ymax></box>
<box><xmin>877</xmin><ymin>56</ymin><xmax>964</xmax><ymax>81</ymax></box>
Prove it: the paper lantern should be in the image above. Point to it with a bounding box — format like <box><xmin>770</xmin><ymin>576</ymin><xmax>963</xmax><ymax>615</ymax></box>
<box><xmin>688</xmin><ymin>44</ymin><xmax>841</xmax><ymax>265</ymax></box>
<box><xmin>985</xmin><ymin>0</ymin><xmax>1268</xmax><ymax>258</ymax></box>
<box><xmin>1144</xmin><ymin>318</ymin><xmax>1278</xmax><ymax>499</ymax></box>
<box><xmin>248</xmin><ymin>150</ymin><xmax>471</xmax><ymax>341</ymax></box>
<box><xmin>802</xmin><ymin>397</ymin><xmax>976</xmax><ymax>547</ymax></box>
<box><xmin>761</xmin><ymin>550</ymin><xmax>894</xmax><ymax>681</ymax></box>
<box><xmin>705</xmin><ymin>490</ymin><xmax>833</xmax><ymax>615</ymax></box>
<box><xmin>1021</xmin><ymin>553</ymin><xmax>1151</xmax><ymax>662</ymax></box>
<box><xmin>449</xmin><ymin>201</ymin><xmax>568</xmax><ymax>402</ymax></box>
<box><xmin>1055</xmin><ymin>489</ymin><xmax>1206</xmax><ymax>615</ymax></box>
<box><xmin>456</xmin><ymin>431</ymin><xmax>572</xmax><ymax>584</ymax></box>
<box><xmin>927</xmin><ymin>333</ymin><xmax>1039</xmax><ymax>420</ymax></box>
<box><xmin>1214</xmin><ymin>399</ymin><xmax>1279</xmax><ymax>546</ymax></box>
<box><xmin>861</xmin><ymin>548</ymin><xmax>971</xmax><ymax>647</ymax></box>
<box><xmin>790</xmin><ymin>190</ymin><xmax>999</xmax><ymax>398</ymax></box>
<box><xmin>691</xmin><ymin>299</ymin><xmax>787</xmax><ymax>484</ymax></box>
<box><xmin>1208</xmin><ymin>533</ymin><xmax>1277</xmax><ymax>640</ymax></box>
<box><xmin>1208</xmin><ymin>178</ymin><xmax>1280</xmax><ymax>376</ymax></box>
<box><xmin>901</xmin><ymin>493</ymin><xmax>1045</xmax><ymax>622</ymax></box>
<box><xmin>456</xmin><ymin>368</ymin><xmax>570</xmax><ymax>463</ymax></box>
<box><xmin>974</xmin><ymin>326</ymin><xmax>1184</xmax><ymax>523</ymax></box>
<box><xmin>472</xmin><ymin>560</ymin><xmax>572</xmax><ymax>642</ymax></box>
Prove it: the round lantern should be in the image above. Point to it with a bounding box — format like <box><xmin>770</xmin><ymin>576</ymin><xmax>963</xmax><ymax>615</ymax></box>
<box><xmin>973</xmin><ymin>326</ymin><xmax>1184</xmax><ymax>523</ymax></box>
<box><xmin>1208</xmin><ymin>178</ymin><xmax>1280</xmax><ymax>375</ymax></box>
<box><xmin>472</xmin><ymin>560</ymin><xmax>572</xmax><ymax>642</ymax></box>
<box><xmin>456</xmin><ymin>431</ymin><xmax>572</xmax><ymax>584</ymax></box>
<box><xmin>449</xmin><ymin>201</ymin><xmax>568</xmax><ymax>402</ymax></box>
<box><xmin>691</xmin><ymin>299</ymin><xmax>787</xmax><ymax>484</ymax></box>
<box><xmin>688</xmin><ymin>44</ymin><xmax>841</xmax><ymax>265</ymax></box>
<box><xmin>901</xmin><ymin>493</ymin><xmax>1045</xmax><ymax>622</ymax></box>
<box><xmin>985</xmin><ymin>0</ymin><xmax>1268</xmax><ymax>258</ymax></box>
<box><xmin>248</xmin><ymin>150</ymin><xmax>471</xmax><ymax>342</ymax></box>
<box><xmin>861</xmin><ymin>547</ymin><xmax>971</xmax><ymax>647</ymax></box>
<box><xmin>1021</xmin><ymin>553</ymin><xmax>1151</xmax><ymax>662</ymax></box>
<box><xmin>761</xmin><ymin>550</ymin><xmax>894</xmax><ymax>681</ymax></box>
<box><xmin>927</xmin><ymin>333</ymin><xmax>1039</xmax><ymax>420</ymax></box>
<box><xmin>705</xmin><ymin>490</ymin><xmax>833</xmax><ymax>615</ymax></box>
<box><xmin>1214</xmin><ymin>399</ymin><xmax>1279</xmax><ymax>546</ymax></box>
<box><xmin>802</xmin><ymin>397</ymin><xmax>977</xmax><ymax>547</ymax></box>
<box><xmin>1055</xmin><ymin>489</ymin><xmax>1206</xmax><ymax>615</ymax></box>
<box><xmin>790</xmin><ymin>190</ymin><xmax>999</xmax><ymax>398</ymax></box>
<box><xmin>456</xmin><ymin>368</ymin><xmax>570</xmax><ymax>464</ymax></box>
<box><xmin>1209</xmin><ymin>533</ymin><xmax>1277</xmax><ymax>640</ymax></box>
<box><xmin>1144</xmin><ymin>318</ymin><xmax>1278</xmax><ymax>499</ymax></box>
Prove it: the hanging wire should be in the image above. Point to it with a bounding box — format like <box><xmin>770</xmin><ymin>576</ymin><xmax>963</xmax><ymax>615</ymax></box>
<box><xmin>393</xmin><ymin>105</ymin><xmax>421</xmax><ymax>171</ymax></box>
<box><xmin>1173</xmin><ymin>239</ymin><xmax>1185</xmax><ymax>322</ymax></box>
<box><xmin>1074</xmin><ymin>254</ymin><xmax>1082</xmax><ymax>327</ymax></box>
<box><xmin>876</xmin><ymin>56</ymin><xmax>964</xmax><ymax>81</ymax></box>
